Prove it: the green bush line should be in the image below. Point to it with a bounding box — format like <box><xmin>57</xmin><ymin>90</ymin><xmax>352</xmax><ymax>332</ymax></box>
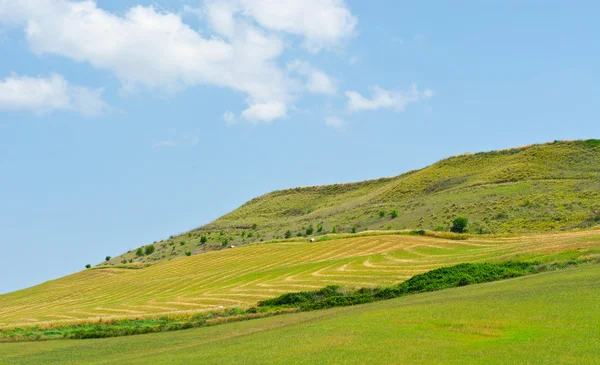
<box><xmin>0</xmin><ymin>259</ymin><xmax>588</xmax><ymax>342</ymax></box>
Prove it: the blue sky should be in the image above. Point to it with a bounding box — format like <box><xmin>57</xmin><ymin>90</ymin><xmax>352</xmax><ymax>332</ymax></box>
<box><xmin>0</xmin><ymin>0</ymin><xmax>598</xmax><ymax>294</ymax></box>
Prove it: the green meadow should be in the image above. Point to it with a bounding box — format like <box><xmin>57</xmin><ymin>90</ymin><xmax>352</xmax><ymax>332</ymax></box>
<box><xmin>1</xmin><ymin>264</ymin><xmax>598</xmax><ymax>364</ymax></box>
<box><xmin>108</xmin><ymin>140</ymin><xmax>600</xmax><ymax>266</ymax></box>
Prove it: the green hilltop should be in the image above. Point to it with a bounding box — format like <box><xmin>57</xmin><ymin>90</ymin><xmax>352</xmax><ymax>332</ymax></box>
<box><xmin>109</xmin><ymin>139</ymin><xmax>600</xmax><ymax>266</ymax></box>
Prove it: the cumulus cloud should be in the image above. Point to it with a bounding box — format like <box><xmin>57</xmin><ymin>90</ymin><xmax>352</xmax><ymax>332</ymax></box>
<box><xmin>152</xmin><ymin>140</ymin><xmax>176</xmax><ymax>148</ymax></box>
<box><xmin>236</xmin><ymin>0</ymin><xmax>357</xmax><ymax>51</ymax></box>
<box><xmin>345</xmin><ymin>84</ymin><xmax>433</xmax><ymax>113</ymax></box>
<box><xmin>325</xmin><ymin>116</ymin><xmax>344</xmax><ymax>130</ymax></box>
<box><xmin>240</xmin><ymin>101</ymin><xmax>287</xmax><ymax>123</ymax></box>
<box><xmin>0</xmin><ymin>0</ymin><xmax>357</xmax><ymax>123</ymax></box>
<box><xmin>222</xmin><ymin>110</ymin><xmax>236</xmax><ymax>124</ymax></box>
<box><xmin>287</xmin><ymin>60</ymin><xmax>337</xmax><ymax>95</ymax></box>
<box><xmin>0</xmin><ymin>73</ymin><xmax>108</xmax><ymax>116</ymax></box>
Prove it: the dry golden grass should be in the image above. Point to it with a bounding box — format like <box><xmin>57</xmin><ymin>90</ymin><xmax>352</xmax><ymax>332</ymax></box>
<box><xmin>2</xmin><ymin>228</ymin><xmax>600</xmax><ymax>328</ymax></box>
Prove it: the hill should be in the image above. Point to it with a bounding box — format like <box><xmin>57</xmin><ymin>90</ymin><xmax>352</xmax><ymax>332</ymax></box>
<box><xmin>110</xmin><ymin>139</ymin><xmax>600</xmax><ymax>266</ymax></box>
<box><xmin>1</xmin><ymin>228</ymin><xmax>599</xmax><ymax>327</ymax></box>
<box><xmin>2</xmin><ymin>264</ymin><xmax>598</xmax><ymax>364</ymax></box>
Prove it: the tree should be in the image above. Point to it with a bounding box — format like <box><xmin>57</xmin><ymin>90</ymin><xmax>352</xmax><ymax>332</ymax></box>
<box><xmin>379</xmin><ymin>210</ymin><xmax>386</xmax><ymax>218</ymax></box>
<box><xmin>284</xmin><ymin>230</ymin><xmax>292</xmax><ymax>239</ymax></box>
<box><xmin>144</xmin><ymin>245</ymin><xmax>155</xmax><ymax>255</ymax></box>
<box><xmin>390</xmin><ymin>209</ymin><xmax>399</xmax><ymax>219</ymax></box>
<box><xmin>136</xmin><ymin>248</ymin><xmax>144</xmax><ymax>257</ymax></box>
<box><xmin>451</xmin><ymin>216</ymin><xmax>469</xmax><ymax>233</ymax></box>
<box><xmin>105</xmin><ymin>256</ymin><xmax>111</xmax><ymax>262</ymax></box>
<box><xmin>200</xmin><ymin>236</ymin><xmax>208</xmax><ymax>244</ymax></box>
<box><xmin>306</xmin><ymin>224</ymin><xmax>314</xmax><ymax>235</ymax></box>
<box><xmin>85</xmin><ymin>264</ymin><xmax>91</xmax><ymax>269</ymax></box>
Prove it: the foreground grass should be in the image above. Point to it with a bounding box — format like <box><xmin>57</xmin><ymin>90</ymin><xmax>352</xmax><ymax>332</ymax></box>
<box><xmin>2</xmin><ymin>229</ymin><xmax>600</xmax><ymax>327</ymax></box>
<box><xmin>1</xmin><ymin>264</ymin><xmax>598</xmax><ymax>364</ymax></box>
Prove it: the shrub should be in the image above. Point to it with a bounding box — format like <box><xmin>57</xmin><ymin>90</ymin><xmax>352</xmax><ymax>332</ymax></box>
<box><xmin>390</xmin><ymin>209</ymin><xmax>399</xmax><ymax>219</ymax></box>
<box><xmin>105</xmin><ymin>256</ymin><xmax>111</xmax><ymax>262</ymax></box>
<box><xmin>200</xmin><ymin>236</ymin><xmax>208</xmax><ymax>244</ymax></box>
<box><xmin>284</xmin><ymin>230</ymin><xmax>292</xmax><ymax>239</ymax></box>
<box><xmin>450</xmin><ymin>217</ymin><xmax>468</xmax><ymax>233</ymax></box>
<box><xmin>136</xmin><ymin>248</ymin><xmax>144</xmax><ymax>257</ymax></box>
<box><xmin>351</xmin><ymin>226</ymin><xmax>357</xmax><ymax>233</ymax></box>
<box><xmin>179</xmin><ymin>241</ymin><xmax>186</xmax><ymax>246</ymax></box>
<box><xmin>306</xmin><ymin>224</ymin><xmax>314</xmax><ymax>235</ymax></box>
<box><xmin>185</xmin><ymin>251</ymin><xmax>192</xmax><ymax>256</ymax></box>
<box><xmin>252</xmin><ymin>223</ymin><xmax>258</xmax><ymax>230</ymax></box>
<box><xmin>409</xmin><ymin>230</ymin><xmax>426</xmax><ymax>236</ymax></box>
<box><xmin>379</xmin><ymin>210</ymin><xmax>386</xmax><ymax>218</ymax></box>
<box><xmin>317</xmin><ymin>223</ymin><xmax>323</xmax><ymax>233</ymax></box>
<box><xmin>296</xmin><ymin>232</ymin><xmax>303</xmax><ymax>237</ymax></box>
<box><xmin>332</xmin><ymin>226</ymin><xmax>337</xmax><ymax>233</ymax></box>
<box><xmin>221</xmin><ymin>239</ymin><xmax>229</xmax><ymax>247</ymax></box>
<box><xmin>144</xmin><ymin>245</ymin><xmax>155</xmax><ymax>255</ymax></box>
<box><xmin>85</xmin><ymin>264</ymin><xmax>91</xmax><ymax>269</ymax></box>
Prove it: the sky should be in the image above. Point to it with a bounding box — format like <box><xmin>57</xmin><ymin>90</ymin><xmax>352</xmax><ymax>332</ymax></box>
<box><xmin>0</xmin><ymin>0</ymin><xmax>599</xmax><ymax>294</ymax></box>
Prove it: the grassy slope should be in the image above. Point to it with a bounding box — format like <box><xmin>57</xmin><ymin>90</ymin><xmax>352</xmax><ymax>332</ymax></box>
<box><xmin>110</xmin><ymin>140</ymin><xmax>600</xmax><ymax>266</ymax></box>
<box><xmin>2</xmin><ymin>264</ymin><xmax>598</xmax><ymax>364</ymax></box>
<box><xmin>2</xmin><ymin>229</ymin><xmax>600</xmax><ymax>327</ymax></box>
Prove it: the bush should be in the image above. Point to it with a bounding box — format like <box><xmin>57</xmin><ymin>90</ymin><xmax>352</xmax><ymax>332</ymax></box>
<box><xmin>306</xmin><ymin>224</ymin><xmax>314</xmax><ymax>235</ymax></box>
<box><xmin>450</xmin><ymin>217</ymin><xmax>468</xmax><ymax>233</ymax></box>
<box><xmin>179</xmin><ymin>241</ymin><xmax>186</xmax><ymax>246</ymax></box>
<box><xmin>144</xmin><ymin>245</ymin><xmax>155</xmax><ymax>255</ymax></box>
<box><xmin>136</xmin><ymin>248</ymin><xmax>144</xmax><ymax>257</ymax></box>
<box><xmin>390</xmin><ymin>209</ymin><xmax>399</xmax><ymax>219</ymax></box>
<box><xmin>185</xmin><ymin>251</ymin><xmax>192</xmax><ymax>256</ymax></box>
<box><xmin>332</xmin><ymin>226</ymin><xmax>337</xmax><ymax>233</ymax></box>
<box><xmin>284</xmin><ymin>230</ymin><xmax>292</xmax><ymax>239</ymax></box>
<box><xmin>252</xmin><ymin>223</ymin><xmax>258</xmax><ymax>230</ymax></box>
<box><xmin>317</xmin><ymin>223</ymin><xmax>323</xmax><ymax>233</ymax></box>
<box><xmin>379</xmin><ymin>210</ymin><xmax>386</xmax><ymax>218</ymax></box>
<box><xmin>351</xmin><ymin>226</ymin><xmax>357</xmax><ymax>233</ymax></box>
<box><xmin>85</xmin><ymin>264</ymin><xmax>91</xmax><ymax>269</ymax></box>
<box><xmin>105</xmin><ymin>256</ymin><xmax>111</xmax><ymax>262</ymax></box>
<box><xmin>221</xmin><ymin>239</ymin><xmax>229</xmax><ymax>247</ymax></box>
<box><xmin>200</xmin><ymin>236</ymin><xmax>208</xmax><ymax>244</ymax></box>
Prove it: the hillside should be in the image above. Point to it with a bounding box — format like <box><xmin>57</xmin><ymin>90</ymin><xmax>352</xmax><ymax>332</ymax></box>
<box><xmin>110</xmin><ymin>139</ymin><xmax>600</xmax><ymax>266</ymax></box>
<box><xmin>3</xmin><ymin>264</ymin><xmax>599</xmax><ymax>364</ymax></box>
<box><xmin>1</xmin><ymin>229</ymin><xmax>599</xmax><ymax>327</ymax></box>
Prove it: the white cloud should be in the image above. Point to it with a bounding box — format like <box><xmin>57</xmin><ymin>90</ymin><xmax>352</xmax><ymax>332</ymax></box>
<box><xmin>345</xmin><ymin>84</ymin><xmax>433</xmax><ymax>113</ymax></box>
<box><xmin>0</xmin><ymin>0</ymin><xmax>358</xmax><ymax>123</ymax></box>
<box><xmin>223</xmin><ymin>110</ymin><xmax>236</xmax><ymax>124</ymax></box>
<box><xmin>152</xmin><ymin>140</ymin><xmax>176</xmax><ymax>148</ymax></box>
<box><xmin>325</xmin><ymin>116</ymin><xmax>344</xmax><ymax>130</ymax></box>
<box><xmin>287</xmin><ymin>60</ymin><xmax>337</xmax><ymax>95</ymax></box>
<box><xmin>241</xmin><ymin>101</ymin><xmax>287</xmax><ymax>123</ymax></box>
<box><xmin>0</xmin><ymin>73</ymin><xmax>108</xmax><ymax>116</ymax></box>
<box><xmin>236</xmin><ymin>0</ymin><xmax>357</xmax><ymax>51</ymax></box>
<box><xmin>0</xmin><ymin>0</ymin><xmax>291</xmax><ymax>122</ymax></box>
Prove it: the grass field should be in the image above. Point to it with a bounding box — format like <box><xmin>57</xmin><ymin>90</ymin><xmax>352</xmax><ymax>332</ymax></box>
<box><xmin>2</xmin><ymin>228</ymin><xmax>600</xmax><ymax>328</ymax></box>
<box><xmin>108</xmin><ymin>139</ymin><xmax>600</xmax><ymax>266</ymax></box>
<box><xmin>1</xmin><ymin>264</ymin><xmax>598</xmax><ymax>364</ymax></box>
